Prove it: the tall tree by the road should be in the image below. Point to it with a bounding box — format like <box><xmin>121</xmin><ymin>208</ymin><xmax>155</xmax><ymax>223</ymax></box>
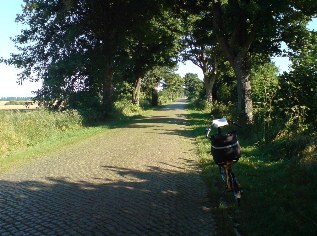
<box><xmin>211</xmin><ymin>0</ymin><xmax>317</xmax><ymax>123</ymax></box>
<box><xmin>182</xmin><ymin>9</ymin><xmax>223</xmax><ymax>103</ymax></box>
<box><xmin>127</xmin><ymin>10</ymin><xmax>183</xmax><ymax>105</ymax></box>
<box><xmin>6</xmin><ymin>0</ymin><xmax>167</xmax><ymax>116</ymax></box>
<box><xmin>184</xmin><ymin>73</ymin><xmax>204</xmax><ymax>101</ymax></box>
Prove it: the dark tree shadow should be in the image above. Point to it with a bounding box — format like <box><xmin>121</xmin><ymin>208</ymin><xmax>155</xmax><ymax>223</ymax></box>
<box><xmin>0</xmin><ymin>165</ymin><xmax>215</xmax><ymax>235</ymax></box>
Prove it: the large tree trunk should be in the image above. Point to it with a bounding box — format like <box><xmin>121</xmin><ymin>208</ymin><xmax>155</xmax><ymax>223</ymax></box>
<box><xmin>212</xmin><ymin>0</ymin><xmax>256</xmax><ymax>123</ymax></box>
<box><xmin>102</xmin><ymin>58</ymin><xmax>113</xmax><ymax>117</ymax></box>
<box><xmin>151</xmin><ymin>78</ymin><xmax>160</xmax><ymax>106</ymax></box>
<box><xmin>132</xmin><ymin>76</ymin><xmax>142</xmax><ymax>105</ymax></box>
<box><xmin>232</xmin><ymin>57</ymin><xmax>253</xmax><ymax>123</ymax></box>
<box><xmin>204</xmin><ymin>73</ymin><xmax>217</xmax><ymax>103</ymax></box>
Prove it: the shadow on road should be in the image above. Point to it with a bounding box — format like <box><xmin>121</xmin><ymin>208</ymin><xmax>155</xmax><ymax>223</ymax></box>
<box><xmin>0</xmin><ymin>100</ymin><xmax>217</xmax><ymax>234</ymax></box>
<box><xmin>0</xmin><ymin>164</ymin><xmax>214</xmax><ymax>235</ymax></box>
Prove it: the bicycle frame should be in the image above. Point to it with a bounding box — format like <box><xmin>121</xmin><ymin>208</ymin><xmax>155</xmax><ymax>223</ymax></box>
<box><xmin>206</xmin><ymin>117</ymin><xmax>242</xmax><ymax>205</ymax></box>
<box><xmin>219</xmin><ymin>162</ymin><xmax>241</xmax><ymax>204</ymax></box>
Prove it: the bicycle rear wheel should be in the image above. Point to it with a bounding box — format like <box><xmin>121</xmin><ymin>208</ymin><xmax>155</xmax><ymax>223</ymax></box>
<box><xmin>219</xmin><ymin>165</ymin><xmax>226</xmax><ymax>182</ymax></box>
<box><xmin>230</xmin><ymin>172</ymin><xmax>242</xmax><ymax>206</ymax></box>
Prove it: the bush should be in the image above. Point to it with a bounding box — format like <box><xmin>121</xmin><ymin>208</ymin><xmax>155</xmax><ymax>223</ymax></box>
<box><xmin>113</xmin><ymin>99</ymin><xmax>142</xmax><ymax>116</ymax></box>
<box><xmin>187</xmin><ymin>105</ymin><xmax>317</xmax><ymax>236</ymax></box>
<box><xmin>210</xmin><ymin>101</ymin><xmax>236</xmax><ymax>119</ymax></box>
<box><xmin>195</xmin><ymin>99</ymin><xmax>210</xmax><ymax>110</ymax></box>
<box><xmin>0</xmin><ymin>110</ymin><xmax>83</xmax><ymax>157</ymax></box>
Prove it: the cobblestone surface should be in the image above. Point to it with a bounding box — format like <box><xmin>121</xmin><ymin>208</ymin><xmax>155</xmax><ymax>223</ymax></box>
<box><xmin>0</xmin><ymin>100</ymin><xmax>217</xmax><ymax>235</ymax></box>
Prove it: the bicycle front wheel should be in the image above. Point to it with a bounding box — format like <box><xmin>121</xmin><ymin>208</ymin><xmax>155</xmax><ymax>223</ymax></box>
<box><xmin>230</xmin><ymin>172</ymin><xmax>241</xmax><ymax>205</ymax></box>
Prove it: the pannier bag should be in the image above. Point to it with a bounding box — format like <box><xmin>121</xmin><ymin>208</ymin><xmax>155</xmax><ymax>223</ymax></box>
<box><xmin>211</xmin><ymin>131</ymin><xmax>241</xmax><ymax>164</ymax></box>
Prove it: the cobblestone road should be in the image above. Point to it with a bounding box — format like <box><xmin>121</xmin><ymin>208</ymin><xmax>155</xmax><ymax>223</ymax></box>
<box><xmin>0</xmin><ymin>100</ymin><xmax>217</xmax><ymax>235</ymax></box>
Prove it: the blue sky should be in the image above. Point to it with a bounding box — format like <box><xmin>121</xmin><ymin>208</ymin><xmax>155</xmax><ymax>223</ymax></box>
<box><xmin>0</xmin><ymin>0</ymin><xmax>41</xmax><ymax>97</ymax></box>
<box><xmin>0</xmin><ymin>2</ymin><xmax>316</xmax><ymax>97</ymax></box>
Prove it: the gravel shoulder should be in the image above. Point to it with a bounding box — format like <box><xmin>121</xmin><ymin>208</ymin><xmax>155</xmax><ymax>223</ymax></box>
<box><xmin>0</xmin><ymin>99</ymin><xmax>217</xmax><ymax>235</ymax></box>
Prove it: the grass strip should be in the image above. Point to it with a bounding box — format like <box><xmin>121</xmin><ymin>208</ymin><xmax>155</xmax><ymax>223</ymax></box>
<box><xmin>186</xmin><ymin>107</ymin><xmax>317</xmax><ymax>236</ymax></box>
<box><xmin>0</xmin><ymin>126</ymin><xmax>108</xmax><ymax>174</ymax></box>
<box><xmin>0</xmin><ymin>111</ymin><xmax>143</xmax><ymax>175</ymax></box>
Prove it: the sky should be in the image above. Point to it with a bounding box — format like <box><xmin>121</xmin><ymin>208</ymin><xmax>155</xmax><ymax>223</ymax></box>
<box><xmin>0</xmin><ymin>1</ymin><xmax>41</xmax><ymax>97</ymax></box>
<box><xmin>0</xmin><ymin>2</ymin><xmax>316</xmax><ymax>97</ymax></box>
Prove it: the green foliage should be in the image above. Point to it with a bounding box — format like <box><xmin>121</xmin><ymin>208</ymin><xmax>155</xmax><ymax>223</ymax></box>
<box><xmin>213</xmin><ymin>70</ymin><xmax>236</xmax><ymax>104</ymax></box>
<box><xmin>0</xmin><ymin>110</ymin><xmax>83</xmax><ymax>157</ymax></box>
<box><xmin>191</xmin><ymin>99</ymin><xmax>211</xmax><ymax>111</ymax></box>
<box><xmin>251</xmin><ymin>62</ymin><xmax>281</xmax><ymax>142</ymax></box>
<box><xmin>184</xmin><ymin>73</ymin><xmax>204</xmax><ymax>101</ymax></box>
<box><xmin>181</xmin><ymin>0</ymin><xmax>316</xmax><ymax>122</ymax></box>
<box><xmin>210</xmin><ymin>101</ymin><xmax>235</xmax><ymax>119</ymax></box>
<box><xmin>159</xmin><ymin>90</ymin><xmax>179</xmax><ymax>105</ymax></box>
<box><xmin>141</xmin><ymin>66</ymin><xmax>180</xmax><ymax>106</ymax></box>
<box><xmin>181</xmin><ymin>7</ymin><xmax>223</xmax><ymax>102</ymax></box>
<box><xmin>113</xmin><ymin>99</ymin><xmax>142</xmax><ymax>116</ymax></box>
<box><xmin>5</xmin><ymin>0</ymin><xmax>182</xmax><ymax>116</ymax></box>
<box><xmin>68</xmin><ymin>91</ymin><xmax>101</xmax><ymax>110</ymax></box>
<box><xmin>159</xmin><ymin>72</ymin><xmax>184</xmax><ymax>104</ymax></box>
<box><xmin>279</xmin><ymin>32</ymin><xmax>317</xmax><ymax>125</ymax></box>
<box><xmin>187</xmin><ymin>105</ymin><xmax>317</xmax><ymax>236</ymax></box>
<box><xmin>113</xmin><ymin>81</ymin><xmax>134</xmax><ymax>101</ymax></box>
<box><xmin>252</xmin><ymin>62</ymin><xmax>279</xmax><ymax>104</ymax></box>
<box><xmin>284</xmin><ymin>105</ymin><xmax>310</xmax><ymax>134</ymax></box>
<box><xmin>127</xmin><ymin>7</ymin><xmax>183</xmax><ymax>72</ymax></box>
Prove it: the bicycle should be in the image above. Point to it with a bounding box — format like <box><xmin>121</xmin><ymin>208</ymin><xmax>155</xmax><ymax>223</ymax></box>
<box><xmin>206</xmin><ymin>117</ymin><xmax>242</xmax><ymax>206</ymax></box>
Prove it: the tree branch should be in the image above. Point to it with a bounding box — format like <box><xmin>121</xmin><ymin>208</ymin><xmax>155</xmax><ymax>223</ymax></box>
<box><xmin>212</xmin><ymin>0</ymin><xmax>234</xmax><ymax>63</ymax></box>
<box><xmin>238</xmin><ymin>17</ymin><xmax>262</xmax><ymax>58</ymax></box>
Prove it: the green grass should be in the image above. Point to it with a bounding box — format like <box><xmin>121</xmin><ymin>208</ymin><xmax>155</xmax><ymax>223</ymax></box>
<box><xmin>186</xmin><ymin>107</ymin><xmax>317</xmax><ymax>236</ymax></box>
<box><xmin>0</xmin><ymin>126</ymin><xmax>107</xmax><ymax>174</ymax></box>
<box><xmin>0</xmin><ymin>108</ymin><xmax>143</xmax><ymax>175</ymax></box>
<box><xmin>0</xmin><ymin>108</ymin><xmax>115</xmax><ymax>174</ymax></box>
<box><xmin>0</xmin><ymin>99</ymin><xmax>159</xmax><ymax>175</ymax></box>
<box><xmin>0</xmin><ymin>109</ymin><xmax>83</xmax><ymax>156</ymax></box>
<box><xmin>2</xmin><ymin>101</ymin><xmax>316</xmax><ymax>235</ymax></box>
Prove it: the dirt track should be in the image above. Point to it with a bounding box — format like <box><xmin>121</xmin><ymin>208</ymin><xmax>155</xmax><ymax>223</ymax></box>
<box><xmin>0</xmin><ymin>99</ymin><xmax>217</xmax><ymax>235</ymax></box>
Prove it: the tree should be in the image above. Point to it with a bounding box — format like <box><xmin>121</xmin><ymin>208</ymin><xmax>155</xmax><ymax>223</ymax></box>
<box><xmin>212</xmin><ymin>61</ymin><xmax>237</xmax><ymax>103</ymax></box>
<box><xmin>6</xmin><ymin>1</ymin><xmax>95</xmax><ymax>109</ymax></box>
<box><xmin>184</xmin><ymin>73</ymin><xmax>204</xmax><ymax>101</ymax></box>
<box><xmin>252</xmin><ymin>62</ymin><xmax>279</xmax><ymax>110</ymax></box>
<box><xmin>280</xmin><ymin>31</ymin><xmax>317</xmax><ymax>124</ymax></box>
<box><xmin>142</xmin><ymin>66</ymin><xmax>178</xmax><ymax>107</ymax></box>
<box><xmin>160</xmin><ymin>71</ymin><xmax>184</xmax><ymax>102</ymax></box>
<box><xmin>5</xmin><ymin>0</ymin><xmax>167</xmax><ymax>117</ymax></box>
<box><xmin>210</xmin><ymin>0</ymin><xmax>317</xmax><ymax>123</ymax></box>
<box><xmin>182</xmin><ymin>9</ymin><xmax>223</xmax><ymax>103</ymax></box>
<box><xmin>126</xmin><ymin>9</ymin><xmax>183</xmax><ymax>105</ymax></box>
<box><xmin>251</xmin><ymin>61</ymin><xmax>280</xmax><ymax>140</ymax></box>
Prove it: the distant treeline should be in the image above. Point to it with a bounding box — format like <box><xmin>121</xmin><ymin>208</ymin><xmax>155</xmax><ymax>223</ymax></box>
<box><xmin>0</xmin><ymin>97</ymin><xmax>33</xmax><ymax>101</ymax></box>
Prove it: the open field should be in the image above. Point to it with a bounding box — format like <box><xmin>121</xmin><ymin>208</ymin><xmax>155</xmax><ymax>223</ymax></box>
<box><xmin>0</xmin><ymin>101</ymin><xmax>39</xmax><ymax>110</ymax></box>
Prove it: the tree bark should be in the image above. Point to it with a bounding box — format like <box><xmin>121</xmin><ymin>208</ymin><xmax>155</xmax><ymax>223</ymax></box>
<box><xmin>232</xmin><ymin>57</ymin><xmax>253</xmax><ymax>123</ymax></box>
<box><xmin>212</xmin><ymin>0</ymin><xmax>256</xmax><ymax>123</ymax></box>
<box><xmin>102</xmin><ymin>57</ymin><xmax>113</xmax><ymax>117</ymax></box>
<box><xmin>204</xmin><ymin>72</ymin><xmax>217</xmax><ymax>103</ymax></box>
<box><xmin>151</xmin><ymin>78</ymin><xmax>160</xmax><ymax>106</ymax></box>
<box><xmin>132</xmin><ymin>76</ymin><xmax>142</xmax><ymax>106</ymax></box>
